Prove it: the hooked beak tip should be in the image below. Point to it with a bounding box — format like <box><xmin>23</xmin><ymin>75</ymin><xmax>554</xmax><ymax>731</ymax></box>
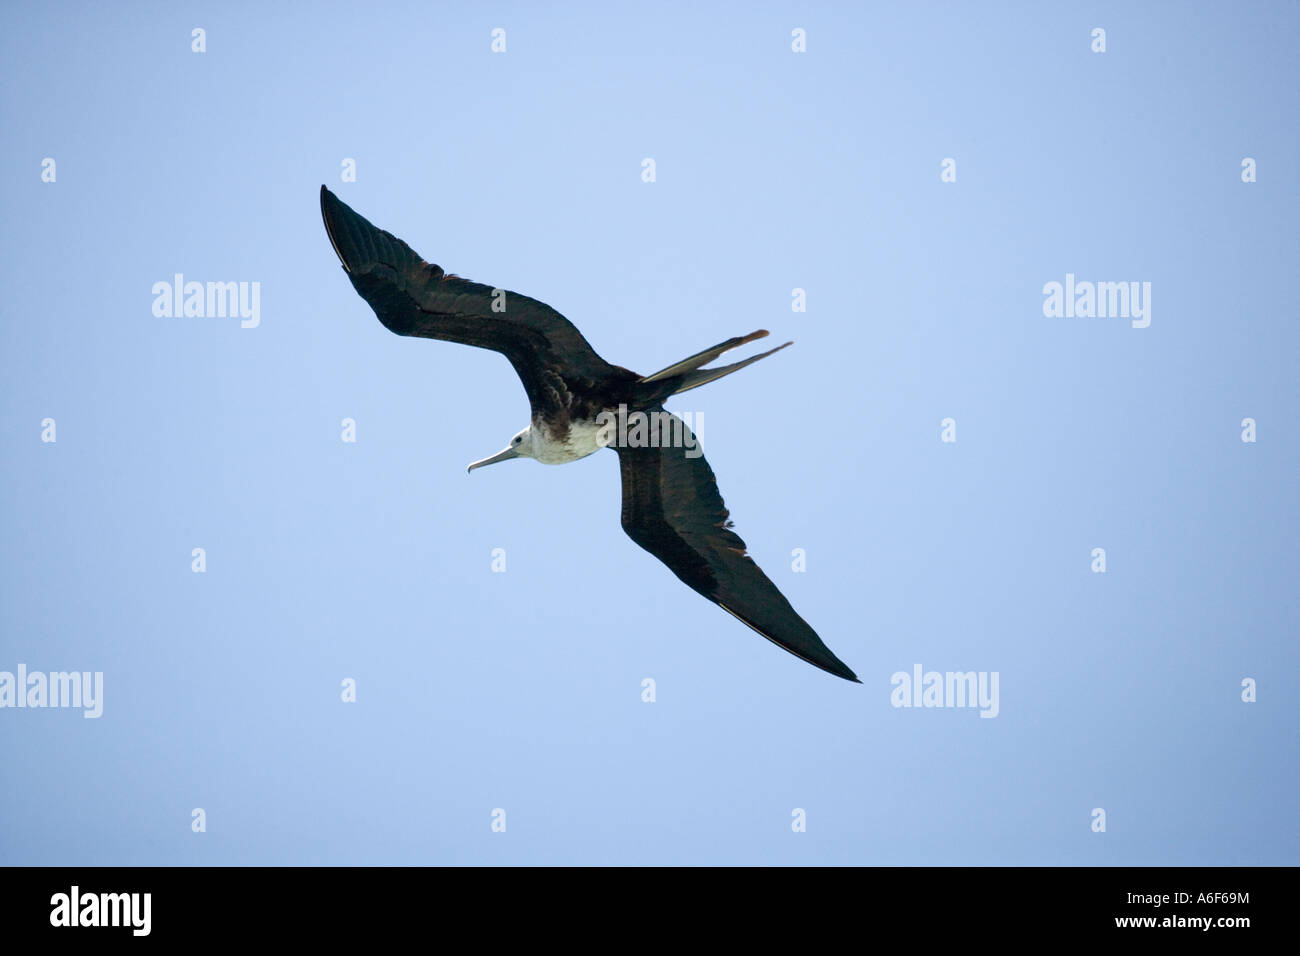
<box><xmin>466</xmin><ymin>445</ymin><xmax>520</xmax><ymax>473</ymax></box>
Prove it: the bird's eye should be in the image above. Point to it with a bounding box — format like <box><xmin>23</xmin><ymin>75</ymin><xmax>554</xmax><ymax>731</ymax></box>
<box><xmin>513</xmin><ymin>437</ymin><xmax>521</xmax><ymax>445</ymax></box>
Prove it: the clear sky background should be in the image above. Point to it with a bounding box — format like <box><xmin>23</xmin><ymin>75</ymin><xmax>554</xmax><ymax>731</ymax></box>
<box><xmin>1</xmin><ymin>1</ymin><xmax>1296</xmax><ymax>865</ymax></box>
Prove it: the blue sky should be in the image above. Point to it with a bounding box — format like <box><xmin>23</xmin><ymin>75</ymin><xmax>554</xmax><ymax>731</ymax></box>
<box><xmin>1</xmin><ymin>1</ymin><xmax>1296</xmax><ymax>865</ymax></box>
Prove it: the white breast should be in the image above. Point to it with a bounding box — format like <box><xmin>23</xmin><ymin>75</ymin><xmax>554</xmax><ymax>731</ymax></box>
<box><xmin>533</xmin><ymin>418</ymin><xmax>608</xmax><ymax>465</ymax></box>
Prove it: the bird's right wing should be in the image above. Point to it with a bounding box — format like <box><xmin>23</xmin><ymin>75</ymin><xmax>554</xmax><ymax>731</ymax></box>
<box><xmin>614</xmin><ymin>410</ymin><xmax>860</xmax><ymax>682</ymax></box>
<box><xmin>320</xmin><ymin>186</ymin><xmax>619</xmax><ymax>419</ymax></box>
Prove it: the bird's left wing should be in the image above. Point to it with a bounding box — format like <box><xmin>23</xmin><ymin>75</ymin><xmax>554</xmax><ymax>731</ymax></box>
<box><xmin>615</xmin><ymin>409</ymin><xmax>860</xmax><ymax>682</ymax></box>
<box><xmin>320</xmin><ymin>186</ymin><xmax>620</xmax><ymax>418</ymax></box>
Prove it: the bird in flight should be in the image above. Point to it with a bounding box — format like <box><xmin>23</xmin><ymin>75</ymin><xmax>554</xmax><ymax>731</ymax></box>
<box><xmin>320</xmin><ymin>186</ymin><xmax>859</xmax><ymax>682</ymax></box>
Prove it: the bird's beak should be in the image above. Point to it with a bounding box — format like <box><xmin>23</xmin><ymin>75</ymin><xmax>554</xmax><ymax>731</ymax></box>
<box><xmin>467</xmin><ymin>445</ymin><xmax>520</xmax><ymax>474</ymax></box>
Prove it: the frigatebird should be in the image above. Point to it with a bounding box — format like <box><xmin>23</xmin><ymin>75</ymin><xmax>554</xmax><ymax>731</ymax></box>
<box><xmin>320</xmin><ymin>186</ymin><xmax>859</xmax><ymax>682</ymax></box>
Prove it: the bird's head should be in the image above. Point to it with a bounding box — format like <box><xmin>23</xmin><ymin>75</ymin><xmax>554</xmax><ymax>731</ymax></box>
<box><xmin>467</xmin><ymin>425</ymin><xmax>534</xmax><ymax>473</ymax></box>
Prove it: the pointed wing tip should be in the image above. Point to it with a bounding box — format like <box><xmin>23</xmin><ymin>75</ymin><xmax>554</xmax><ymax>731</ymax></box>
<box><xmin>319</xmin><ymin>186</ymin><xmax>356</xmax><ymax>273</ymax></box>
<box><xmin>798</xmin><ymin>654</ymin><xmax>861</xmax><ymax>684</ymax></box>
<box><xmin>715</xmin><ymin>602</ymin><xmax>858</xmax><ymax>683</ymax></box>
<box><xmin>821</xmin><ymin>659</ymin><xmax>861</xmax><ymax>683</ymax></box>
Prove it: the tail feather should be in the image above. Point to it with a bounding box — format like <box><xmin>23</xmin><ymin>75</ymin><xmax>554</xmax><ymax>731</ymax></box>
<box><xmin>639</xmin><ymin>329</ymin><xmax>769</xmax><ymax>383</ymax></box>
<box><xmin>670</xmin><ymin>341</ymin><xmax>793</xmax><ymax>394</ymax></box>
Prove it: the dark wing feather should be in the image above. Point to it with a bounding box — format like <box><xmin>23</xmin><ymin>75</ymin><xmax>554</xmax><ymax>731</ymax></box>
<box><xmin>320</xmin><ymin>186</ymin><xmax>619</xmax><ymax>420</ymax></box>
<box><xmin>615</xmin><ymin>409</ymin><xmax>859</xmax><ymax>682</ymax></box>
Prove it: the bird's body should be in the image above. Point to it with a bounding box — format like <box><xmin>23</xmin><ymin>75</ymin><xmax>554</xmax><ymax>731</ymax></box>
<box><xmin>527</xmin><ymin>416</ymin><xmax>608</xmax><ymax>465</ymax></box>
<box><xmin>320</xmin><ymin>186</ymin><xmax>860</xmax><ymax>682</ymax></box>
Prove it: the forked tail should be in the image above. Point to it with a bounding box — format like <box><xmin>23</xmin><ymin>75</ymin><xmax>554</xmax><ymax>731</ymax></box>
<box><xmin>639</xmin><ymin>329</ymin><xmax>793</xmax><ymax>395</ymax></box>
